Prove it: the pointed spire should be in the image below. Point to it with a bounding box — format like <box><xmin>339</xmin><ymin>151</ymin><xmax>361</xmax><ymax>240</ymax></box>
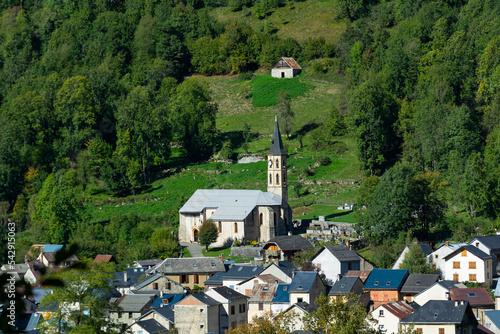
<box><xmin>268</xmin><ymin>117</ymin><xmax>287</xmax><ymax>155</ymax></box>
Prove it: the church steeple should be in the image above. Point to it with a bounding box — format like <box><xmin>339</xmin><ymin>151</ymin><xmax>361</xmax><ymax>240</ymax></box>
<box><xmin>267</xmin><ymin>117</ymin><xmax>288</xmax><ymax>202</ymax></box>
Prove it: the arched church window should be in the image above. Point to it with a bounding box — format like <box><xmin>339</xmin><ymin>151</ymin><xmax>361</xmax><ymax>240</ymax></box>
<box><xmin>234</xmin><ymin>222</ymin><xmax>238</xmax><ymax>233</ymax></box>
<box><xmin>218</xmin><ymin>221</ymin><xmax>222</xmax><ymax>232</ymax></box>
<box><xmin>276</xmin><ymin>173</ymin><xmax>279</xmax><ymax>185</ymax></box>
<box><xmin>259</xmin><ymin>213</ymin><xmax>263</xmax><ymax>226</ymax></box>
<box><xmin>276</xmin><ymin>159</ymin><xmax>279</xmax><ymax>168</ymax></box>
<box><xmin>269</xmin><ymin>173</ymin><xmax>272</xmax><ymax>184</ymax></box>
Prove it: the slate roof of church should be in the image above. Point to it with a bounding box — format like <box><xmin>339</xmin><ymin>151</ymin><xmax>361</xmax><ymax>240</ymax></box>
<box><xmin>179</xmin><ymin>189</ymin><xmax>282</xmax><ymax>220</ymax></box>
<box><xmin>268</xmin><ymin>117</ymin><xmax>288</xmax><ymax>155</ymax></box>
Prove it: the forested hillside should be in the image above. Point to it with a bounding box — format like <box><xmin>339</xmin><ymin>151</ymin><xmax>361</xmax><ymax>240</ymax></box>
<box><xmin>0</xmin><ymin>0</ymin><xmax>499</xmax><ymax>266</ymax></box>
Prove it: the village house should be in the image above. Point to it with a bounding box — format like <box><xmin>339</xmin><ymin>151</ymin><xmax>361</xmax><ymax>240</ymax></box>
<box><xmin>133</xmin><ymin>259</ymin><xmax>163</xmax><ymax>270</ymax></box>
<box><xmin>129</xmin><ymin>319</ymin><xmax>168</xmax><ymax>334</ymax></box>
<box><xmin>109</xmin><ymin>294</ymin><xmax>157</xmax><ymax>326</ymax></box>
<box><xmin>282</xmin><ymin>302</ymin><xmax>318</xmax><ymax>332</ymax></box>
<box><xmin>147</xmin><ymin>257</ymin><xmax>226</xmax><ymax>290</ymax></box>
<box><xmin>237</xmin><ymin>274</ymin><xmax>284</xmax><ymax>297</ymax></box>
<box><xmin>113</xmin><ymin>267</ymin><xmax>150</xmax><ymax>295</ymax></box>
<box><xmin>288</xmin><ymin>271</ymin><xmax>326</xmax><ymax>307</ymax></box>
<box><xmin>370</xmin><ymin>301</ymin><xmax>415</xmax><ymax>334</ymax></box>
<box><xmin>311</xmin><ymin>244</ymin><xmax>362</xmax><ymax>284</ymax></box>
<box><xmin>399</xmin><ymin>273</ymin><xmax>439</xmax><ymax>302</ymax></box>
<box><xmin>484</xmin><ymin>310</ymin><xmax>500</xmax><ymax>334</ymax></box>
<box><xmin>271</xmin><ymin>57</ymin><xmax>302</xmax><ymax>78</ymax></box>
<box><xmin>174</xmin><ymin>293</ymin><xmax>220</xmax><ymax>334</ymax></box>
<box><xmin>204</xmin><ymin>264</ymin><xmax>264</xmax><ymax>291</ymax></box>
<box><xmin>443</xmin><ymin>245</ymin><xmax>493</xmax><ymax>287</ymax></box>
<box><xmin>205</xmin><ymin>286</ymin><xmax>249</xmax><ymax>332</ymax></box>
<box><xmin>271</xmin><ymin>283</ymin><xmax>292</xmax><ymax>313</ymax></box>
<box><xmin>247</xmin><ymin>282</ymin><xmax>279</xmax><ymax>321</ymax></box>
<box><xmin>427</xmin><ymin>242</ymin><xmax>468</xmax><ymax>278</ymax></box>
<box><xmin>363</xmin><ymin>269</ymin><xmax>409</xmax><ymax>308</ymax></box>
<box><xmin>133</xmin><ymin>273</ymin><xmax>185</xmax><ymax>294</ymax></box>
<box><xmin>262</xmin><ymin>234</ymin><xmax>313</xmax><ymax>263</ymax></box>
<box><xmin>450</xmin><ymin>288</ymin><xmax>495</xmax><ymax>325</ymax></box>
<box><xmin>400</xmin><ymin>300</ymin><xmax>479</xmax><ymax>333</ymax></box>
<box><xmin>413</xmin><ymin>280</ymin><xmax>466</xmax><ymax>307</ymax></box>
<box><xmin>392</xmin><ymin>243</ymin><xmax>432</xmax><ymax>270</ymax></box>
<box><xmin>469</xmin><ymin>235</ymin><xmax>500</xmax><ymax>277</ymax></box>
<box><xmin>134</xmin><ymin>307</ymin><xmax>175</xmax><ymax>332</ymax></box>
<box><xmin>178</xmin><ymin>118</ymin><xmax>292</xmax><ymax>247</ymax></box>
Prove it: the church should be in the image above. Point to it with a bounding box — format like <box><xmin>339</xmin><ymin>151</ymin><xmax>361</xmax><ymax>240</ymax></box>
<box><xmin>178</xmin><ymin>118</ymin><xmax>292</xmax><ymax>247</ymax></box>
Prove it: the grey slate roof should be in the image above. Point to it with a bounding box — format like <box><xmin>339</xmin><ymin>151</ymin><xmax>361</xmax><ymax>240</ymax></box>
<box><xmin>401</xmin><ymin>300</ymin><xmax>476</xmax><ymax>325</ymax></box>
<box><xmin>328</xmin><ymin>276</ymin><xmax>363</xmax><ymax>296</ymax></box>
<box><xmin>265</xmin><ymin>235</ymin><xmax>313</xmax><ymax>252</ymax></box>
<box><xmin>418</xmin><ymin>243</ymin><xmax>433</xmax><ymax>255</ymax></box>
<box><xmin>149</xmin><ymin>257</ymin><xmax>225</xmax><ymax>275</ymax></box>
<box><xmin>134</xmin><ymin>319</ymin><xmax>167</xmax><ymax>334</ymax></box>
<box><xmin>485</xmin><ymin>310</ymin><xmax>500</xmax><ymax>329</ymax></box>
<box><xmin>444</xmin><ymin>245</ymin><xmax>493</xmax><ymax>261</ymax></box>
<box><xmin>179</xmin><ymin>189</ymin><xmax>282</xmax><ymax>220</ymax></box>
<box><xmin>400</xmin><ymin>274</ymin><xmax>440</xmax><ymax>294</ymax></box>
<box><xmin>288</xmin><ymin>301</ymin><xmax>318</xmax><ymax>313</ymax></box>
<box><xmin>190</xmin><ymin>292</ymin><xmax>220</xmax><ymax>306</ymax></box>
<box><xmin>211</xmin><ymin>286</ymin><xmax>248</xmax><ymax>301</ymax></box>
<box><xmin>118</xmin><ymin>294</ymin><xmax>156</xmax><ymax>312</ymax></box>
<box><xmin>222</xmin><ymin>265</ymin><xmax>265</xmax><ymax>280</ymax></box>
<box><xmin>268</xmin><ymin>117</ymin><xmax>287</xmax><ymax>155</ymax></box>
<box><xmin>138</xmin><ymin>307</ymin><xmax>175</xmax><ymax>324</ymax></box>
<box><xmin>203</xmin><ymin>271</ymin><xmax>225</xmax><ymax>286</ymax></box>
<box><xmin>313</xmin><ymin>245</ymin><xmax>360</xmax><ymax>262</ymax></box>
<box><xmin>289</xmin><ymin>272</ymin><xmax>319</xmax><ymax>293</ymax></box>
<box><xmin>470</xmin><ymin>235</ymin><xmax>500</xmax><ymax>250</ymax></box>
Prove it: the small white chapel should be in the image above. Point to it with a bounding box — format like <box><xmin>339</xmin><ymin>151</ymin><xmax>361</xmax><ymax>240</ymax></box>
<box><xmin>178</xmin><ymin>117</ymin><xmax>292</xmax><ymax>247</ymax></box>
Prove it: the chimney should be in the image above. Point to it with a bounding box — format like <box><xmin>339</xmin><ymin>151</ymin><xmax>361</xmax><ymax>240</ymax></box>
<box><xmin>219</xmin><ymin>253</ymin><xmax>224</xmax><ymax>262</ymax></box>
<box><xmin>461</xmin><ymin>300</ymin><xmax>464</xmax><ymax>305</ymax></box>
<box><xmin>123</xmin><ymin>271</ymin><xmax>127</xmax><ymax>283</ymax></box>
<box><xmin>445</xmin><ymin>241</ymin><xmax>449</xmax><ymax>246</ymax></box>
<box><xmin>288</xmin><ymin>231</ymin><xmax>292</xmax><ymax>236</ymax></box>
<box><xmin>454</xmin><ymin>301</ymin><xmax>458</xmax><ymax>307</ymax></box>
<box><xmin>345</xmin><ymin>240</ymin><xmax>351</xmax><ymax>249</ymax></box>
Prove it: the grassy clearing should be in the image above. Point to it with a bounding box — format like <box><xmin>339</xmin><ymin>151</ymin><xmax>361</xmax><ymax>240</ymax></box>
<box><xmin>202</xmin><ymin>247</ymin><xmax>253</xmax><ymax>262</ymax></box>
<box><xmin>250</xmin><ymin>74</ymin><xmax>314</xmax><ymax>107</ymax></box>
<box><xmin>209</xmin><ymin>0</ymin><xmax>347</xmax><ymax>44</ymax></box>
<box><xmin>292</xmin><ymin>205</ymin><xmax>356</xmax><ymax>223</ymax></box>
<box><xmin>182</xmin><ymin>247</ymin><xmax>192</xmax><ymax>258</ymax></box>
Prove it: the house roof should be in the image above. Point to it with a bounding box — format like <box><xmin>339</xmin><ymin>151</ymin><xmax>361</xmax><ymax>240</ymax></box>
<box><xmin>364</xmin><ymin>269</ymin><xmax>408</xmax><ymax>290</ymax></box>
<box><xmin>435</xmin><ymin>243</ymin><xmax>467</xmax><ymax>251</ymax></box>
<box><xmin>179</xmin><ymin>189</ymin><xmax>282</xmax><ymax>220</ymax></box>
<box><xmin>42</xmin><ymin>244</ymin><xmax>63</xmax><ymax>253</ymax></box>
<box><xmin>138</xmin><ymin>307</ymin><xmax>175</xmax><ymax>324</ymax></box>
<box><xmin>450</xmin><ymin>288</ymin><xmax>494</xmax><ymax>306</ymax></box>
<box><xmin>15</xmin><ymin>312</ymin><xmax>40</xmax><ymax>331</ymax></box>
<box><xmin>273</xmin><ymin>57</ymin><xmax>302</xmax><ymax>70</ymax></box>
<box><xmin>286</xmin><ymin>301</ymin><xmax>317</xmax><ymax>314</ymax></box>
<box><xmin>94</xmin><ymin>255</ymin><xmax>116</xmax><ymax>263</ymax></box>
<box><xmin>478</xmin><ymin>324</ymin><xmax>495</xmax><ymax>334</ymax></box>
<box><xmin>118</xmin><ymin>294</ymin><xmax>156</xmax><ymax>312</ymax></box>
<box><xmin>268</xmin><ymin>116</ymin><xmax>287</xmax><ymax>155</ymax></box>
<box><xmin>265</xmin><ymin>235</ymin><xmax>313</xmax><ymax>252</ymax></box>
<box><xmin>134</xmin><ymin>319</ymin><xmax>168</xmax><ymax>334</ymax></box>
<box><xmin>312</xmin><ymin>245</ymin><xmax>360</xmax><ymax>262</ymax></box>
<box><xmin>345</xmin><ymin>270</ymin><xmax>371</xmax><ymax>283</ymax></box>
<box><xmin>378</xmin><ymin>301</ymin><xmax>415</xmax><ymax>319</ymax></box>
<box><xmin>443</xmin><ymin>245</ymin><xmax>493</xmax><ymax>261</ymax></box>
<box><xmin>495</xmin><ymin>281</ymin><xmax>500</xmax><ymax>297</ymax></box>
<box><xmin>203</xmin><ymin>271</ymin><xmax>225</xmax><ymax>286</ymax></box>
<box><xmin>222</xmin><ymin>265</ymin><xmax>265</xmax><ymax>280</ymax></box>
<box><xmin>485</xmin><ymin>311</ymin><xmax>500</xmax><ymax>329</ymax></box>
<box><xmin>272</xmin><ymin>284</ymin><xmax>291</xmax><ymax>303</ymax></box>
<box><xmin>149</xmin><ymin>257</ymin><xmax>225</xmax><ymax>275</ymax></box>
<box><xmin>289</xmin><ymin>272</ymin><xmax>319</xmax><ymax>293</ymax></box>
<box><xmin>401</xmin><ymin>300</ymin><xmax>476</xmax><ymax>325</ymax></box>
<box><xmin>400</xmin><ymin>274</ymin><xmax>439</xmax><ymax>294</ymax></box>
<box><xmin>189</xmin><ymin>292</ymin><xmax>221</xmax><ymax>306</ymax></box>
<box><xmin>151</xmin><ymin>294</ymin><xmax>185</xmax><ymax>308</ymax></box>
<box><xmin>42</xmin><ymin>252</ymin><xmax>78</xmax><ymax>264</ymax></box>
<box><xmin>329</xmin><ymin>276</ymin><xmax>363</xmax><ymax>296</ymax></box>
<box><xmin>413</xmin><ymin>280</ymin><xmax>462</xmax><ymax>299</ymax></box>
<box><xmin>134</xmin><ymin>259</ymin><xmax>163</xmax><ymax>267</ymax></box>
<box><xmin>418</xmin><ymin>243</ymin><xmax>433</xmax><ymax>255</ymax></box>
<box><xmin>249</xmin><ymin>283</ymin><xmax>279</xmax><ymax>302</ymax></box>
<box><xmin>210</xmin><ymin>286</ymin><xmax>248</xmax><ymax>301</ymax></box>
<box><xmin>470</xmin><ymin>235</ymin><xmax>500</xmax><ymax>250</ymax></box>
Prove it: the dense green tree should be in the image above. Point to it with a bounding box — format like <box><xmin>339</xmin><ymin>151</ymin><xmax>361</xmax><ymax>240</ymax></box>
<box><xmin>198</xmin><ymin>220</ymin><xmax>219</xmax><ymax>251</ymax></box>
<box><xmin>400</xmin><ymin>242</ymin><xmax>433</xmax><ymax>274</ymax></box>
<box><xmin>150</xmin><ymin>227</ymin><xmax>181</xmax><ymax>257</ymax></box>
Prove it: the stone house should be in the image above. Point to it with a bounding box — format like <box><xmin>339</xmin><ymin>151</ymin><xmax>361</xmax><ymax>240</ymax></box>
<box><xmin>133</xmin><ymin>273</ymin><xmax>185</xmax><ymax>294</ymax></box>
<box><xmin>443</xmin><ymin>245</ymin><xmax>493</xmax><ymax>287</ymax></box>
<box><xmin>178</xmin><ymin>118</ymin><xmax>291</xmax><ymax>247</ymax></box>
<box><xmin>110</xmin><ymin>294</ymin><xmax>157</xmax><ymax>326</ymax></box>
<box><xmin>205</xmin><ymin>286</ymin><xmax>249</xmax><ymax>332</ymax></box>
<box><xmin>147</xmin><ymin>257</ymin><xmax>226</xmax><ymax>290</ymax></box>
<box><xmin>174</xmin><ymin>293</ymin><xmax>220</xmax><ymax>334</ymax></box>
<box><xmin>271</xmin><ymin>57</ymin><xmax>302</xmax><ymax>78</ymax></box>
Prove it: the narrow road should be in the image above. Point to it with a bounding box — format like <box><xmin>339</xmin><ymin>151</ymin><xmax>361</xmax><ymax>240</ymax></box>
<box><xmin>180</xmin><ymin>242</ymin><xmax>205</xmax><ymax>257</ymax></box>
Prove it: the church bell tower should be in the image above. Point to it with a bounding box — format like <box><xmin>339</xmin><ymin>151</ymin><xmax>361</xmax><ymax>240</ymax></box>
<box><xmin>267</xmin><ymin>116</ymin><xmax>288</xmax><ymax>204</ymax></box>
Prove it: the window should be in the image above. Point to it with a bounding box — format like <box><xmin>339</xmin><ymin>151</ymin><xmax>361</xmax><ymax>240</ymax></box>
<box><xmin>231</xmin><ymin>305</ymin><xmax>236</xmax><ymax>315</ymax></box>
<box><xmin>276</xmin><ymin>173</ymin><xmax>279</xmax><ymax>185</ymax></box>
<box><xmin>297</xmin><ymin>298</ymin><xmax>303</xmax><ymax>303</ymax></box>
<box><xmin>153</xmin><ymin>283</ymin><xmax>158</xmax><ymax>289</ymax></box>
<box><xmin>218</xmin><ymin>221</ymin><xmax>222</xmax><ymax>232</ymax></box>
<box><xmin>416</xmin><ymin>329</ymin><xmax>422</xmax><ymax>333</ymax></box>
<box><xmin>379</xmin><ymin>310</ymin><xmax>384</xmax><ymax>317</ymax></box>
<box><xmin>317</xmin><ymin>263</ymin><xmax>321</xmax><ymax>270</ymax></box>
<box><xmin>453</xmin><ymin>261</ymin><xmax>460</xmax><ymax>268</ymax></box>
<box><xmin>137</xmin><ymin>331</ymin><xmax>143</xmax><ymax>334</ymax></box>
<box><xmin>269</xmin><ymin>173</ymin><xmax>272</xmax><ymax>184</ymax></box>
<box><xmin>469</xmin><ymin>261</ymin><xmax>476</xmax><ymax>269</ymax></box>
<box><xmin>469</xmin><ymin>274</ymin><xmax>477</xmax><ymax>281</ymax></box>
<box><xmin>439</xmin><ymin>329</ymin><xmax>445</xmax><ymax>334</ymax></box>
<box><xmin>194</xmin><ymin>275</ymin><xmax>199</xmax><ymax>284</ymax></box>
<box><xmin>435</xmin><ymin>254</ymin><xmax>439</xmax><ymax>258</ymax></box>
<box><xmin>118</xmin><ymin>313</ymin><xmax>122</xmax><ymax>319</ymax></box>
<box><xmin>259</xmin><ymin>302</ymin><xmax>264</xmax><ymax>311</ymax></box>
<box><xmin>453</xmin><ymin>274</ymin><xmax>459</xmax><ymax>281</ymax></box>
<box><xmin>234</xmin><ymin>222</ymin><xmax>238</xmax><ymax>233</ymax></box>
<box><xmin>487</xmin><ymin>261</ymin><xmax>489</xmax><ymax>268</ymax></box>
<box><xmin>259</xmin><ymin>213</ymin><xmax>263</xmax><ymax>226</ymax></box>
<box><xmin>181</xmin><ymin>275</ymin><xmax>189</xmax><ymax>283</ymax></box>
<box><xmin>379</xmin><ymin>325</ymin><xmax>386</xmax><ymax>333</ymax></box>
<box><xmin>239</xmin><ymin>304</ymin><xmax>246</xmax><ymax>313</ymax></box>
<box><xmin>129</xmin><ymin>312</ymin><xmax>132</xmax><ymax>319</ymax></box>
<box><xmin>200</xmin><ymin>324</ymin><xmax>204</xmax><ymax>329</ymax></box>
<box><xmin>276</xmin><ymin>159</ymin><xmax>279</xmax><ymax>168</ymax></box>
<box><xmin>461</xmin><ymin>250</ymin><xmax>467</xmax><ymax>256</ymax></box>
<box><xmin>166</xmin><ymin>282</ymin><xmax>171</xmax><ymax>289</ymax></box>
<box><xmin>231</xmin><ymin>322</ymin><xmax>237</xmax><ymax>329</ymax></box>
<box><xmin>200</xmin><ymin>309</ymin><xmax>204</xmax><ymax>313</ymax></box>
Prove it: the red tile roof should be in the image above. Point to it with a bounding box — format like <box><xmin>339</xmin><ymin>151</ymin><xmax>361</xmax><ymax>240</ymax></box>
<box><xmin>94</xmin><ymin>255</ymin><xmax>115</xmax><ymax>263</ymax></box>
<box><xmin>450</xmin><ymin>288</ymin><xmax>494</xmax><ymax>306</ymax></box>
<box><xmin>380</xmin><ymin>301</ymin><xmax>415</xmax><ymax>319</ymax></box>
<box><xmin>345</xmin><ymin>270</ymin><xmax>371</xmax><ymax>283</ymax></box>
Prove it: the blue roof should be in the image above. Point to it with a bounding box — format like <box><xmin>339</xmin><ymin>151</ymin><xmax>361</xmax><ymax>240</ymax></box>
<box><xmin>43</xmin><ymin>244</ymin><xmax>63</xmax><ymax>253</ymax></box>
<box><xmin>289</xmin><ymin>272</ymin><xmax>319</xmax><ymax>293</ymax></box>
<box><xmin>485</xmin><ymin>310</ymin><xmax>500</xmax><ymax>329</ymax></box>
<box><xmin>494</xmin><ymin>281</ymin><xmax>500</xmax><ymax>297</ymax></box>
<box><xmin>272</xmin><ymin>284</ymin><xmax>291</xmax><ymax>303</ymax></box>
<box><xmin>364</xmin><ymin>269</ymin><xmax>408</xmax><ymax>290</ymax></box>
<box><xmin>151</xmin><ymin>294</ymin><xmax>185</xmax><ymax>308</ymax></box>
